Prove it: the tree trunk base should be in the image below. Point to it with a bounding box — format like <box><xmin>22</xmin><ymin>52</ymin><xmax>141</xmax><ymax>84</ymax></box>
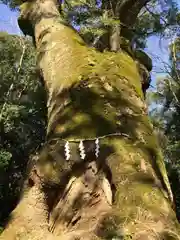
<box><xmin>0</xmin><ymin>160</ymin><xmax>112</xmax><ymax>240</ymax></box>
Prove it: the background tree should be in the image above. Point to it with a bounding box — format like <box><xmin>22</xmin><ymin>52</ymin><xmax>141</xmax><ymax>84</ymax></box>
<box><xmin>148</xmin><ymin>36</ymin><xmax>180</xmax><ymax>221</ymax></box>
<box><xmin>0</xmin><ymin>32</ymin><xmax>46</xmax><ymax>226</ymax></box>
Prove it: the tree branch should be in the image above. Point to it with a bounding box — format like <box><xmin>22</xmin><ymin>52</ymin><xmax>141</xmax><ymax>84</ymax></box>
<box><xmin>118</xmin><ymin>0</ymin><xmax>151</xmax><ymax>26</ymax></box>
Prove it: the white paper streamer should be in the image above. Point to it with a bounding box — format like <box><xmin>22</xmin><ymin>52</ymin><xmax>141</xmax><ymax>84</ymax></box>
<box><xmin>64</xmin><ymin>141</ymin><xmax>71</xmax><ymax>160</ymax></box>
<box><xmin>95</xmin><ymin>138</ymin><xmax>100</xmax><ymax>158</ymax></box>
<box><xmin>79</xmin><ymin>140</ymin><xmax>86</xmax><ymax>159</ymax></box>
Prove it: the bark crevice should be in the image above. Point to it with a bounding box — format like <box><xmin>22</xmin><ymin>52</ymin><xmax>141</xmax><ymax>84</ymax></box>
<box><xmin>23</xmin><ymin>143</ymin><xmax>115</xmax><ymax>237</ymax></box>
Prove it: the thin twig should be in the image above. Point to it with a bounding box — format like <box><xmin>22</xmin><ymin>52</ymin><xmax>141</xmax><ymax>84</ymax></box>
<box><xmin>172</xmin><ymin>39</ymin><xmax>180</xmax><ymax>82</ymax></box>
<box><xmin>145</xmin><ymin>5</ymin><xmax>167</xmax><ymax>25</ymax></box>
<box><xmin>0</xmin><ymin>37</ymin><xmax>26</xmax><ymax>122</ymax></box>
<box><xmin>166</xmin><ymin>78</ymin><xmax>180</xmax><ymax>106</ymax></box>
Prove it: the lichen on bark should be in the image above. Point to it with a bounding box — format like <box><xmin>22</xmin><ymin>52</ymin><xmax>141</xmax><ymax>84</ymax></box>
<box><xmin>1</xmin><ymin>0</ymin><xmax>180</xmax><ymax>239</ymax></box>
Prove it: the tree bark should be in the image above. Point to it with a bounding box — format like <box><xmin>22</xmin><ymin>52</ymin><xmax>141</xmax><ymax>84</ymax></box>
<box><xmin>1</xmin><ymin>0</ymin><xmax>180</xmax><ymax>239</ymax></box>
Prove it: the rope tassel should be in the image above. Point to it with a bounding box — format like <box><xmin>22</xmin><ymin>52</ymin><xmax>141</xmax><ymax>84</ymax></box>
<box><xmin>79</xmin><ymin>140</ymin><xmax>86</xmax><ymax>159</ymax></box>
<box><xmin>64</xmin><ymin>141</ymin><xmax>71</xmax><ymax>160</ymax></box>
<box><xmin>95</xmin><ymin>138</ymin><xmax>100</xmax><ymax>158</ymax></box>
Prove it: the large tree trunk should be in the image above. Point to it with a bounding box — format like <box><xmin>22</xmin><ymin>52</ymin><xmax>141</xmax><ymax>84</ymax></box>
<box><xmin>1</xmin><ymin>0</ymin><xmax>180</xmax><ymax>239</ymax></box>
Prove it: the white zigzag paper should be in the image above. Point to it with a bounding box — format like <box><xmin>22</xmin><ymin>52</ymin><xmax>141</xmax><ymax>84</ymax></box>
<box><xmin>65</xmin><ymin>141</ymin><xmax>70</xmax><ymax>160</ymax></box>
<box><xmin>79</xmin><ymin>140</ymin><xmax>86</xmax><ymax>159</ymax></box>
<box><xmin>95</xmin><ymin>138</ymin><xmax>100</xmax><ymax>158</ymax></box>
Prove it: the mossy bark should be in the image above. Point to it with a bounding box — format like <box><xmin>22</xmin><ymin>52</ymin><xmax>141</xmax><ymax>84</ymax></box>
<box><xmin>1</xmin><ymin>0</ymin><xmax>180</xmax><ymax>239</ymax></box>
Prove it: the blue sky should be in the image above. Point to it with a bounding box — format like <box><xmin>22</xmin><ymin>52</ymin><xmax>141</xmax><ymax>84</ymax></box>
<box><xmin>146</xmin><ymin>36</ymin><xmax>171</xmax><ymax>88</ymax></box>
<box><xmin>0</xmin><ymin>3</ymin><xmax>175</xmax><ymax>89</ymax></box>
<box><xmin>0</xmin><ymin>4</ymin><xmax>20</xmax><ymax>34</ymax></box>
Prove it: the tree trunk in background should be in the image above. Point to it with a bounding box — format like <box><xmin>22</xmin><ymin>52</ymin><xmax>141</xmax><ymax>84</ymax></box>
<box><xmin>1</xmin><ymin>0</ymin><xmax>180</xmax><ymax>239</ymax></box>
